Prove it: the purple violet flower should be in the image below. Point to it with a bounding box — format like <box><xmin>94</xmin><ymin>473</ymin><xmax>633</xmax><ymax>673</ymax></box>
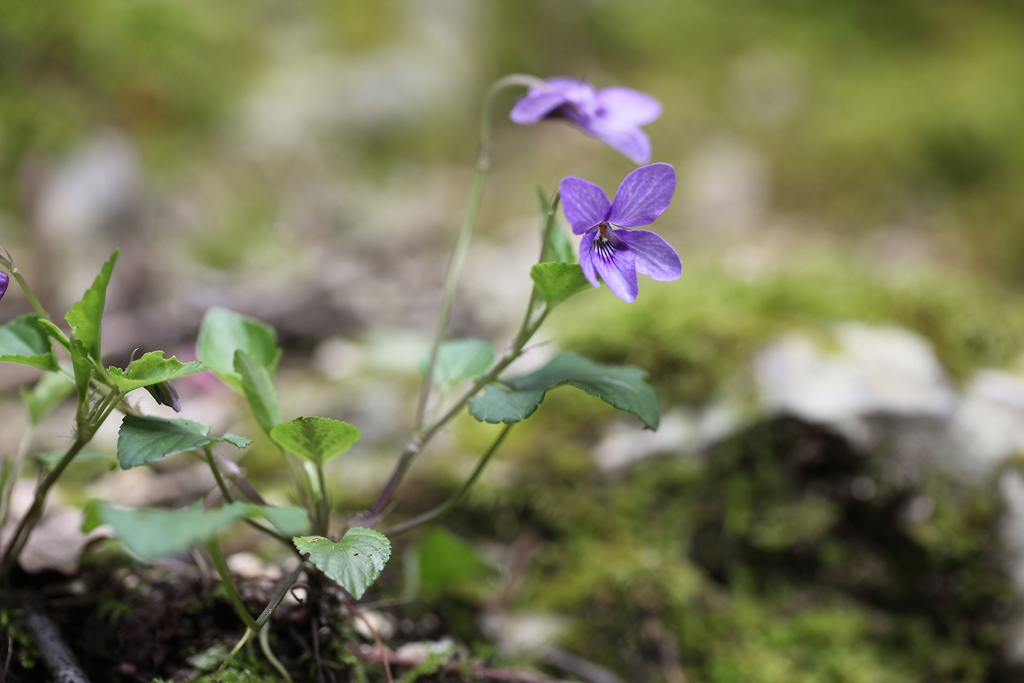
<box><xmin>559</xmin><ymin>163</ymin><xmax>681</xmax><ymax>303</ymax></box>
<box><xmin>0</xmin><ymin>271</ymin><xmax>8</xmax><ymax>304</ymax></box>
<box><xmin>145</xmin><ymin>380</ymin><xmax>181</xmax><ymax>412</ymax></box>
<box><xmin>510</xmin><ymin>77</ymin><xmax>662</xmax><ymax>164</ymax></box>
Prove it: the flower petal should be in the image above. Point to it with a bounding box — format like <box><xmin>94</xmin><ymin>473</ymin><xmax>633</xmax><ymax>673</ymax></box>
<box><xmin>578</xmin><ymin>230</ymin><xmax>602</xmax><ymax>289</ymax></box>
<box><xmin>0</xmin><ymin>271</ymin><xmax>8</xmax><ymax>303</ymax></box>
<box><xmin>607</xmin><ymin>162</ymin><xmax>676</xmax><ymax>227</ymax></box>
<box><xmin>590</xmin><ymin>126</ymin><xmax>652</xmax><ymax>164</ymax></box>
<box><xmin>559</xmin><ymin>177</ymin><xmax>611</xmax><ymax>235</ymax></box>
<box><xmin>596</xmin><ymin>87</ymin><xmax>662</xmax><ymax>126</ymax></box>
<box><xmin>510</xmin><ymin>78</ymin><xmax>595</xmax><ymax>124</ymax></box>
<box><xmin>587</xmin><ymin>233</ymin><xmax>639</xmax><ymax>303</ymax></box>
<box><xmin>509</xmin><ymin>90</ymin><xmax>571</xmax><ymax>124</ymax></box>
<box><xmin>617</xmin><ymin>229</ymin><xmax>682</xmax><ymax>281</ymax></box>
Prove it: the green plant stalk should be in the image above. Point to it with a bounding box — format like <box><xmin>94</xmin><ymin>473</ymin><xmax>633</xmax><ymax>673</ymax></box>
<box><xmin>0</xmin><ymin>260</ymin><xmax>50</xmax><ymax>322</ymax></box>
<box><xmin>414</xmin><ymin>73</ymin><xmax>549</xmax><ymax>427</ymax></box>
<box><xmin>0</xmin><ymin>388</ymin><xmax>123</xmax><ymax>580</ymax></box>
<box><xmin>205</xmin><ymin>539</ymin><xmax>305</xmax><ymax>631</ymax></box>
<box><xmin>0</xmin><ymin>437</ymin><xmax>87</xmax><ymax>580</ymax></box>
<box><xmin>315</xmin><ymin>463</ymin><xmax>329</xmax><ymax>536</ymax></box>
<box><xmin>0</xmin><ymin>424</ymin><xmax>35</xmax><ymax>532</ymax></box>
<box><xmin>383</xmin><ymin>423</ymin><xmax>513</xmax><ymax>537</ymax></box>
<box><xmin>368</xmin><ymin>194</ymin><xmax>560</xmax><ymax>520</ymax></box>
<box><xmin>258</xmin><ymin>622</ymin><xmax>294</xmax><ymax>683</ymax></box>
<box><xmin>214</xmin><ymin>627</ymin><xmax>255</xmax><ymax>677</ymax></box>
<box><xmin>198</xmin><ymin>447</ymin><xmax>294</xmax><ymax>546</ymax></box>
<box><xmin>204</xmin><ymin>445</ymin><xmax>235</xmax><ymax>504</ymax></box>
<box><xmin>282</xmin><ymin>445</ymin><xmax>313</xmax><ymax>512</ymax></box>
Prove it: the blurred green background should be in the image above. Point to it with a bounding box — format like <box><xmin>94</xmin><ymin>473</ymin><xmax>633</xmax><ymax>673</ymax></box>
<box><xmin>4</xmin><ymin>1</ymin><xmax>1024</xmax><ymax>681</ymax></box>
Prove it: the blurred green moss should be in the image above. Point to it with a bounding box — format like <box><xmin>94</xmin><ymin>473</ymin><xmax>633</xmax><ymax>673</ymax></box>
<box><xmin>554</xmin><ymin>258</ymin><xmax>1024</xmax><ymax>404</ymax></box>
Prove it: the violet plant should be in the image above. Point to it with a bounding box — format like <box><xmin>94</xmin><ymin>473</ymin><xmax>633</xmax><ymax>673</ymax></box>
<box><xmin>0</xmin><ymin>74</ymin><xmax>679</xmax><ymax>676</ymax></box>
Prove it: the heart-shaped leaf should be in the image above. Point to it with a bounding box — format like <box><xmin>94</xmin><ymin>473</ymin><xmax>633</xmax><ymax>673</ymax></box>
<box><xmin>197</xmin><ymin>307</ymin><xmax>281</xmax><ymax>393</ymax></box>
<box><xmin>467</xmin><ymin>385</ymin><xmax>547</xmax><ymax>423</ymax></box>
<box><xmin>65</xmin><ymin>250</ymin><xmax>118</xmax><ymax>361</ymax></box>
<box><xmin>0</xmin><ymin>314</ymin><xmax>58</xmax><ymax>371</ymax></box>
<box><xmin>107</xmin><ymin>351</ymin><xmax>205</xmax><ymax>391</ymax></box>
<box><xmin>423</xmin><ymin>339</ymin><xmax>494</xmax><ymax>387</ymax></box>
<box><xmin>293</xmin><ymin>528</ymin><xmax>391</xmax><ymax>599</ymax></box>
<box><xmin>469</xmin><ymin>352</ymin><xmax>660</xmax><ymax>429</ymax></box>
<box><xmin>270</xmin><ymin>417</ymin><xmax>360</xmax><ymax>466</ymax></box>
<box><xmin>84</xmin><ymin>500</ymin><xmax>250</xmax><ymax>560</ymax></box>
<box><xmin>116</xmin><ymin>415</ymin><xmax>251</xmax><ymax>469</ymax></box>
<box><xmin>83</xmin><ymin>501</ymin><xmax>304</xmax><ymax>560</ymax></box>
<box><xmin>234</xmin><ymin>349</ymin><xmax>282</xmax><ymax>436</ymax></box>
<box><xmin>530</xmin><ymin>262</ymin><xmax>591</xmax><ymax>308</ymax></box>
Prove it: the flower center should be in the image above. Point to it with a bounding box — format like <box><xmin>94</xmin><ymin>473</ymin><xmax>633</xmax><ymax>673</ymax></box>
<box><xmin>593</xmin><ymin>222</ymin><xmax>617</xmax><ymax>260</ymax></box>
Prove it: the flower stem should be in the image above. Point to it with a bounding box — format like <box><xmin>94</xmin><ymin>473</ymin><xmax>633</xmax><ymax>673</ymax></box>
<box><xmin>315</xmin><ymin>463</ymin><xmax>329</xmax><ymax>535</ymax></box>
<box><xmin>414</xmin><ymin>73</ymin><xmax>548</xmax><ymax>428</ymax></box>
<box><xmin>206</xmin><ymin>539</ymin><xmax>304</xmax><ymax>632</ymax></box>
<box><xmin>204</xmin><ymin>445</ymin><xmax>234</xmax><ymax>504</ymax></box>
<box><xmin>1</xmin><ymin>388</ymin><xmax>122</xmax><ymax>581</ymax></box>
<box><xmin>258</xmin><ymin>621</ymin><xmax>294</xmax><ymax>683</ymax></box>
<box><xmin>383</xmin><ymin>423</ymin><xmax>512</xmax><ymax>537</ymax></box>
<box><xmin>0</xmin><ymin>250</ymin><xmax>50</xmax><ymax>322</ymax></box>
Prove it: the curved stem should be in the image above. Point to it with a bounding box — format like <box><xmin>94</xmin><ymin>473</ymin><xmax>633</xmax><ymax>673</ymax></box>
<box><xmin>1</xmin><ymin>386</ymin><xmax>123</xmax><ymax>581</ymax></box>
<box><xmin>258</xmin><ymin>622</ymin><xmax>294</xmax><ymax>683</ymax></box>
<box><xmin>414</xmin><ymin>73</ymin><xmax>548</xmax><ymax>427</ymax></box>
<box><xmin>0</xmin><ymin>251</ymin><xmax>50</xmax><ymax>322</ymax></box>
<box><xmin>204</xmin><ymin>446</ymin><xmax>234</xmax><ymax>504</ymax></box>
<box><xmin>384</xmin><ymin>423</ymin><xmax>512</xmax><ymax>537</ymax></box>
<box><xmin>315</xmin><ymin>463</ymin><xmax>329</xmax><ymax>535</ymax></box>
<box><xmin>369</xmin><ymin>192</ymin><xmax>560</xmax><ymax>520</ymax></box>
<box><xmin>0</xmin><ymin>438</ymin><xmax>87</xmax><ymax>579</ymax></box>
<box><xmin>206</xmin><ymin>539</ymin><xmax>306</xmax><ymax>632</ymax></box>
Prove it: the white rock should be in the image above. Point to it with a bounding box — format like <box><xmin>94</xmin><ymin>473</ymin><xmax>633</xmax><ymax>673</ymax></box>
<box><xmin>754</xmin><ymin>323</ymin><xmax>957</xmax><ymax>424</ymax></box>
<box><xmin>479</xmin><ymin>611</ymin><xmax>569</xmax><ymax>657</ymax></box>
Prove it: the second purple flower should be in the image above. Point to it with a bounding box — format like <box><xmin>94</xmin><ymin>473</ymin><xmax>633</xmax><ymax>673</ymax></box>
<box><xmin>559</xmin><ymin>163</ymin><xmax>681</xmax><ymax>303</ymax></box>
<box><xmin>510</xmin><ymin>77</ymin><xmax>661</xmax><ymax>164</ymax></box>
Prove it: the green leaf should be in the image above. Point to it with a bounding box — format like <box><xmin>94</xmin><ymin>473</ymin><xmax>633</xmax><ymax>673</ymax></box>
<box><xmin>197</xmin><ymin>307</ymin><xmax>281</xmax><ymax>393</ymax></box>
<box><xmin>21</xmin><ymin>371</ymin><xmax>74</xmax><ymax>424</ymax></box>
<box><xmin>469</xmin><ymin>352</ymin><xmax>660</xmax><ymax>429</ymax></box>
<box><xmin>37</xmin><ymin>449</ymin><xmax>116</xmax><ymax>468</ymax></box>
<box><xmin>423</xmin><ymin>338</ymin><xmax>494</xmax><ymax>386</ymax></box>
<box><xmin>84</xmin><ymin>501</ymin><xmax>309</xmax><ymax>560</ymax></box>
<box><xmin>234</xmin><ymin>349</ymin><xmax>282</xmax><ymax>436</ymax></box>
<box><xmin>36</xmin><ymin>319</ymin><xmax>70</xmax><ymax>352</ymax></box>
<box><xmin>467</xmin><ymin>385</ymin><xmax>547</xmax><ymax>423</ymax></box>
<box><xmin>537</xmin><ymin>188</ymin><xmax>575</xmax><ymax>264</ymax></box>
<box><xmin>530</xmin><ymin>262</ymin><xmax>592</xmax><ymax>308</ymax></box>
<box><xmin>250</xmin><ymin>505</ymin><xmax>310</xmax><ymax>537</ymax></box>
<box><xmin>0</xmin><ymin>314</ymin><xmax>58</xmax><ymax>371</ymax></box>
<box><xmin>84</xmin><ymin>500</ymin><xmax>252</xmax><ymax>560</ymax></box>
<box><xmin>293</xmin><ymin>528</ymin><xmax>391</xmax><ymax>599</ymax></box>
<box><xmin>270</xmin><ymin>417</ymin><xmax>360</xmax><ymax>465</ymax></box>
<box><xmin>417</xmin><ymin>528</ymin><xmax>495</xmax><ymax>596</ymax></box>
<box><xmin>65</xmin><ymin>250</ymin><xmax>119</xmax><ymax>361</ymax></box>
<box><xmin>116</xmin><ymin>414</ymin><xmax>252</xmax><ymax>469</ymax></box>
<box><xmin>69</xmin><ymin>338</ymin><xmax>93</xmax><ymax>409</ymax></box>
<box><xmin>107</xmin><ymin>351</ymin><xmax>205</xmax><ymax>392</ymax></box>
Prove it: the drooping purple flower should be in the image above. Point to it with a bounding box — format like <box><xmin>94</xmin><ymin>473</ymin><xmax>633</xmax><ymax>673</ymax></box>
<box><xmin>510</xmin><ymin>77</ymin><xmax>662</xmax><ymax>164</ymax></box>
<box><xmin>559</xmin><ymin>163</ymin><xmax>681</xmax><ymax>303</ymax></box>
<box><xmin>145</xmin><ymin>380</ymin><xmax>181</xmax><ymax>412</ymax></box>
<box><xmin>0</xmin><ymin>271</ymin><xmax>8</xmax><ymax>304</ymax></box>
